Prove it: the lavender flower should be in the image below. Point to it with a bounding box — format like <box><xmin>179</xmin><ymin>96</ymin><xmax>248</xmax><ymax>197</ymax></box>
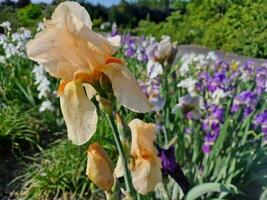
<box><xmin>139</xmin><ymin>79</ymin><xmax>165</xmax><ymax>111</ymax></box>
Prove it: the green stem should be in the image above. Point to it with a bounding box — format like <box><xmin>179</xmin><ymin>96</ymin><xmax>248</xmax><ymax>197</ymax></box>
<box><xmin>162</xmin><ymin>64</ymin><xmax>170</xmax><ymax>146</ymax></box>
<box><xmin>106</xmin><ymin>113</ymin><xmax>134</xmax><ymax>196</ymax></box>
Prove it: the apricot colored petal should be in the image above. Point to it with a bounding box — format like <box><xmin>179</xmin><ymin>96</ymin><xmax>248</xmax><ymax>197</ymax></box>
<box><xmin>101</xmin><ymin>64</ymin><xmax>152</xmax><ymax>113</ymax></box>
<box><xmin>83</xmin><ymin>83</ymin><xmax>96</xmax><ymax>99</ymax></box>
<box><xmin>131</xmin><ymin>157</ymin><xmax>162</xmax><ymax>195</ymax></box>
<box><xmin>86</xmin><ymin>143</ymin><xmax>114</xmax><ymax>191</ymax></box>
<box><xmin>60</xmin><ymin>80</ymin><xmax>97</xmax><ymax>145</ymax></box>
<box><xmin>26</xmin><ymin>25</ymin><xmax>91</xmax><ymax>80</ymax></box>
<box><xmin>52</xmin><ymin>1</ymin><xmax>92</xmax><ymax>29</ymax></box>
<box><xmin>128</xmin><ymin>119</ymin><xmax>156</xmax><ymax>156</ymax></box>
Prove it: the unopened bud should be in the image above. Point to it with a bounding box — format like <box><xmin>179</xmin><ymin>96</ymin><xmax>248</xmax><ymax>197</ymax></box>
<box><xmin>86</xmin><ymin>143</ymin><xmax>114</xmax><ymax>191</ymax></box>
<box><xmin>96</xmin><ymin>96</ymin><xmax>113</xmax><ymax>115</ymax></box>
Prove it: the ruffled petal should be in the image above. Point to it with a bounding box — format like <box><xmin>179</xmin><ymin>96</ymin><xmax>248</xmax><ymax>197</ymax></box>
<box><xmin>26</xmin><ymin>25</ymin><xmax>90</xmax><ymax>80</ymax></box>
<box><xmin>60</xmin><ymin>80</ymin><xmax>98</xmax><ymax>145</ymax></box>
<box><xmin>131</xmin><ymin>157</ymin><xmax>162</xmax><ymax>195</ymax></box>
<box><xmin>26</xmin><ymin>1</ymin><xmax>120</xmax><ymax>80</ymax></box>
<box><xmin>101</xmin><ymin>64</ymin><xmax>152</xmax><ymax>113</ymax></box>
<box><xmin>129</xmin><ymin>119</ymin><xmax>156</xmax><ymax>155</ymax></box>
<box><xmin>129</xmin><ymin>119</ymin><xmax>162</xmax><ymax>194</ymax></box>
<box><xmin>52</xmin><ymin>1</ymin><xmax>92</xmax><ymax>29</ymax></box>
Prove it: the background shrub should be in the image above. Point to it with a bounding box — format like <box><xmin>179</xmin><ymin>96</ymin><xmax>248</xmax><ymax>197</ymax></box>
<box><xmin>137</xmin><ymin>0</ymin><xmax>267</xmax><ymax>58</ymax></box>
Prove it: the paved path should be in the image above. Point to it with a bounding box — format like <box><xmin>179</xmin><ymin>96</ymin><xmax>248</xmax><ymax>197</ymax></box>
<box><xmin>176</xmin><ymin>45</ymin><xmax>266</xmax><ymax>65</ymax></box>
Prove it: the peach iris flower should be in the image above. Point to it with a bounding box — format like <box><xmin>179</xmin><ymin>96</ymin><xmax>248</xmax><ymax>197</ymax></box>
<box><xmin>26</xmin><ymin>1</ymin><xmax>152</xmax><ymax>145</ymax></box>
<box><xmin>129</xmin><ymin>119</ymin><xmax>162</xmax><ymax>195</ymax></box>
<box><xmin>86</xmin><ymin>143</ymin><xmax>114</xmax><ymax>191</ymax></box>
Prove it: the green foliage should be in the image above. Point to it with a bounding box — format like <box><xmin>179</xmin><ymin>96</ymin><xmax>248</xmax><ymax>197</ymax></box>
<box><xmin>17</xmin><ymin>114</ymin><xmax>114</xmax><ymax>200</ymax></box>
<box><xmin>18</xmin><ymin>140</ymin><xmax>91</xmax><ymax>200</ymax></box>
<box><xmin>137</xmin><ymin>0</ymin><xmax>267</xmax><ymax>58</ymax></box>
<box><xmin>109</xmin><ymin>1</ymin><xmax>171</xmax><ymax>29</ymax></box>
<box><xmin>18</xmin><ymin>4</ymin><xmax>42</xmax><ymax>27</ymax></box>
<box><xmin>185</xmin><ymin>183</ymin><xmax>240</xmax><ymax>200</ymax></box>
<box><xmin>0</xmin><ymin>104</ymin><xmax>40</xmax><ymax>150</ymax></box>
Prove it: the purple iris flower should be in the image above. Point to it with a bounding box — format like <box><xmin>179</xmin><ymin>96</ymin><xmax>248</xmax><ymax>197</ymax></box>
<box><xmin>158</xmin><ymin>146</ymin><xmax>190</xmax><ymax>192</ymax></box>
<box><xmin>255</xmin><ymin>110</ymin><xmax>267</xmax><ymax>125</ymax></box>
<box><xmin>231</xmin><ymin>91</ymin><xmax>258</xmax><ymax>117</ymax></box>
<box><xmin>210</xmin><ymin>105</ymin><xmax>224</xmax><ymax>123</ymax></box>
<box><xmin>214</xmin><ymin>60</ymin><xmax>230</xmax><ymax>72</ymax></box>
<box><xmin>254</xmin><ymin>110</ymin><xmax>267</xmax><ymax>143</ymax></box>
<box><xmin>202</xmin><ymin>104</ymin><xmax>224</xmax><ymax>154</ymax></box>
<box><xmin>255</xmin><ymin>66</ymin><xmax>267</xmax><ymax>95</ymax></box>
<box><xmin>202</xmin><ymin>144</ymin><xmax>211</xmax><ymax>154</ymax></box>
<box><xmin>242</xmin><ymin>60</ymin><xmax>255</xmax><ymax>73</ymax></box>
<box><xmin>125</xmin><ymin>47</ymin><xmax>135</xmax><ymax>57</ymax></box>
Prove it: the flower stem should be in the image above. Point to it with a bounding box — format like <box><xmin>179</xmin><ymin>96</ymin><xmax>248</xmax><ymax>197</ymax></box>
<box><xmin>106</xmin><ymin>113</ymin><xmax>133</xmax><ymax>196</ymax></box>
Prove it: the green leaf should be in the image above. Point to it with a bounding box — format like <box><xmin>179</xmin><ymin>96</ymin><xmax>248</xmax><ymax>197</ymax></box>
<box><xmin>185</xmin><ymin>183</ymin><xmax>240</xmax><ymax>200</ymax></box>
<box><xmin>260</xmin><ymin>188</ymin><xmax>267</xmax><ymax>200</ymax></box>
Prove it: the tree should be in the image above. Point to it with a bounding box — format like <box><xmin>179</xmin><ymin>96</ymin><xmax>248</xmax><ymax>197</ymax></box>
<box><xmin>17</xmin><ymin>0</ymin><xmax>30</xmax><ymax>8</ymax></box>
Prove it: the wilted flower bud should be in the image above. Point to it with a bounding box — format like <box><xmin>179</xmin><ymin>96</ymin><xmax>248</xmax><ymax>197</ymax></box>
<box><xmin>156</xmin><ymin>36</ymin><xmax>173</xmax><ymax>61</ymax></box>
<box><xmin>86</xmin><ymin>143</ymin><xmax>114</xmax><ymax>191</ymax></box>
<box><xmin>167</xmin><ymin>44</ymin><xmax>178</xmax><ymax>65</ymax></box>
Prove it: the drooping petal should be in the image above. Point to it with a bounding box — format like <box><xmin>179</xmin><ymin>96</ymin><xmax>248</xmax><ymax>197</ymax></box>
<box><xmin>131</xmin><ymin>153</ymin><xmax>162</xmax><ymax>195</ymax></box>
<box><xmin>60</xmin><ymin>80</ymin><xmax>98</xmax><ymax>145</ymax></box>
<box><xmin>101</xmin><ymin>64</ymin><xmax>152</xmax><ymax>113</ymax></box>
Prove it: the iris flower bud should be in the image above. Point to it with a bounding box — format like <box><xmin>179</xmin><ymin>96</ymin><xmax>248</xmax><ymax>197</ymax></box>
<box><xmin>86</xmin><ymin>143</ymin><xmax>114</xmax><ymax>191</ymax></box>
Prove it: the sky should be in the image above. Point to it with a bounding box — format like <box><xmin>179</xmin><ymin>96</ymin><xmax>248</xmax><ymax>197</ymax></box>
<box><xmin>31</xmin><ymin>0</ymin><xmax>121</xmax><ymax>7</ymax></box>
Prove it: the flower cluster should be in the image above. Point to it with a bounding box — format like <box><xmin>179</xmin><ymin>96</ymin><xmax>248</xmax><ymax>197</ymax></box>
<box><xmin>32</xmin><ymin>64</ymin><xmax>55</xmax><ymax>112</ymax></box>
<box><xmin>0</xmin><ymin>23</ymin><xmax>31</xmax><ymax>60</ymax></box>
<box><xmin>202</xmin><ymin>104</ymin><xmax>224</xmax><ymax>154</ymax></box>
<box><xmin>231</xmin><ymin>90</ymin><xmax>258</xmax><ymax>118</ymax></box>
<box><xmin>139</xmin><ymin>78</ymin><xmax>165</xmax><ymax>111</ymax></box>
